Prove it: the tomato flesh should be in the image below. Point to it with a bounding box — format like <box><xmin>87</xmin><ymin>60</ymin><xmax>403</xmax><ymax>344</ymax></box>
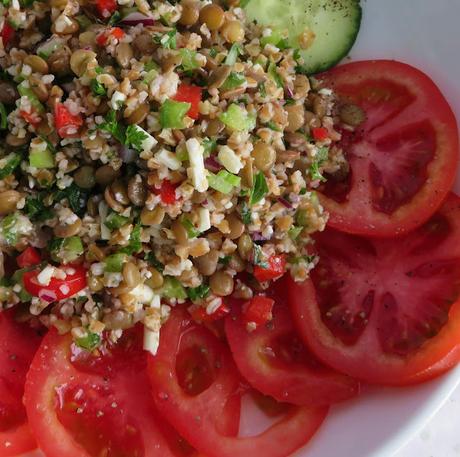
<box><xmin>288</xmin><ymin>193</ymin><xmax>460</xmax><ymax>385</ymax></box>
<box><xmin>1</xmin><ymin>22</ymin><xmax>14</xmax><ymax>47</ymax></box>
<box><xmin>318</xmin><ymin>60</ymin><xmax>459</xmax><ymax>237</ymax></box>
<box><xmin>148</xmin><ymin>307</ymin><xmax>328</xmax><ymax>457</ymax></box>
<box><xmin>253</xmin><ymin>255</ymin><xmax>286</xmax><ymax>282</ymax></box>
<box><xmin>25</xmin><ymin>327</ymin><xmax>176</xmax><ymax>457</ymax></box>
<box><xmin>0</xmin><ymin>310</ymin><xmax>42</xmax><ymax>456</ymax></box>
<box><xmin>226</xmin><ymin>280</ymin><xmax>359</xmax><ymax>407</ymax></box>
<box><xmin>16</xmin><ymin>247</ymin><xmax>41</xmax><ymax>268</ymax></box>
<box><xmin>154</xmin><ymin>179</ymin><xmax>179</xmax><ymax>205</ymax></box>
<box><xmin>55</xmin><ymin>103</ymin><xmax>83</xmax><ymax>138</ymax></box>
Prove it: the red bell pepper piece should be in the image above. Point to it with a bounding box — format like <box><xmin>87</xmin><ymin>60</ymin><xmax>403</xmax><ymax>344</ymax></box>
<box><xmin>312</xmin><ymin>127</ymin><xmax>329</xmax><ymax>141</ymax></box>
<box><xmin>173</xmin><ymin>84</ymin><xmax>202</xmax><ymax>120</ymax></box>
<box><xmin>95</xmin><ymin>0</ymin><xmax>117</xmax><ymax>19</ymax></box>
<box><xmin>242</xmin><ymin>295</ymin><xmax>275</xmax><ymax>329</ymax></box>
<box><xmin>16</xmin><ymin>247</ymin><xmax>41</xmax><ymax>269</ymax></box>
<box><xmin>1</xmin><ymin>22</ymin><xmax>15</xmax><ymax>47</ymax></box>
<box><xmin>54</xmin><ymin>103</ymin><xmax>83</xmax><ymax>138</ymax></box>
<box><xmin>253</xmin><ymin>254</ymin><xmax>286</xmax><ymax>282</ymax></box>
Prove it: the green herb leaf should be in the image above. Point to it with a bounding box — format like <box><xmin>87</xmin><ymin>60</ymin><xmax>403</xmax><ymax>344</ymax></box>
<box><xmin>144</xmin><ymin>252</ymin><xmax>165</xmax><ymax>272</ymax></box>
<box><xmin>225</xmin><ymin>43</ymin><xmax>243</xmax><ymax>66</ymax></box>
<box><xmin>1</xmin><ymin>213</ymin><xmax>18</xmax><ymax>245</ymax></box>
<box><xmin>0</xmin><ymin>102</ymin><xmax>8</xmax><ymax>129</ymax></box>
<box><xmin>187</xmin><ymin>284</ymin><xmax>210</xmax><ymax>301</ymax></box>
<box><xmin>257</xmin><ymin>82</ymin><xmax>267</xmax><ymax>98</ymax></box>
<box><xmin>239</xmin><ymin>0</ymin><xmax>251</xmax><ymax>7</ymax></box>
<box><xmin>250</xmin><ymin>171</ymin><xmax>268</xmax><ymax>205</ymax></box>
<box><xmin>90</xmin><ymin>78</ymin><xmax>106</xmax><ymax>97</ymax></box>
<box><xmin>207</xmin><ymin>170</ymin><xmax>241</xmax><ymax>194</ymax></box>
<box><xmin>23</xmin><ymin>195</ymin><xmax>53</xmax><ymax>222</ymax></box>
<box><xmin>98</xmin><ymin>109</ymin><xmax>126</xmax><ymax>144</ymax></box>
<box><xmin>202</xmin><ymin>137</ymin><xmax>217</xmax><ymax>157</ymax></box>
<box><xmin>120</xmin><ymin>224</ymin><xmax>142</xmax><ymax>255</ymax></box>
<box><xmin>180</xmin><ymin>216</ymin><xmax>200</xmax><ymax>239</ymax></box>
<box><xmin>125</xmin><ymin>124</ymin><xmax>148</xmax><ymax>152</ymax></box>
<box><xmin>218</xmin><ymin>255</ymin><xmax>231</xmax><ymax>265</ymax></box>
<box><xmin>209</xmin><ymin>47</ymin><xmax>218</xmax><ymax>58</ymax></box>
<box><xmin>108</xmin><ymin>10</ymin><xmax>121</xmax><ymax>26</ymax></box>
<box><xmin>55</xmin><ymin>183</ymin><xmax>90</xmax><ymax>217</ymax></box>
<box><xmin>309</xmin><ymin>147</ymin><xmax>329</xmax><ymax>182</ymax></box>
<box><xmin>76</xmin><ymin>331</ymin><xmax>101</xmax><ymax>351</ymax></box>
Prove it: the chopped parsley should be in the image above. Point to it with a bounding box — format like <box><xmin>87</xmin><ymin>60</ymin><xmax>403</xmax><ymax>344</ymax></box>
<box><xmin>187</xmin><ymin>284</ymin><xmax>210</xmax><ymax>301</ymax></box>
<box><xmin>309</xmin><ymin>147</ymin><xmax>329</xmax><ymax>182</ymax></box>
<box><xmin>125</xmin><ymin>125</ymin><xmax>148</xmax><ymax>152</ymax></box>
<box><xmin>24</xmin><ymin>195</ymin><xmax>53</xmax><ymax>222</ymax></box>
<box><xmin>90</xmin><ymin>78</ymin><xmax>106</xmax><ymax>97</ymax></box>
<box><xmin>218</xmin><ymin>255</ymin><xmax>231</xmax><ymax>265</ymax></box>
<box><xmin>253</xmin><ymin>244</ymin><xmax>268</xmax><ymax>268</ymax></box>
<box><xmin>98</xmin><ymin>109</ymin><xmax>126</xmax><ymax>144</ymax></box>
<box><xmin>108</xmin><ymin>10</ymin><xmax>121</xmax><ymax>26</ymax></box>
<box><xmin>120</xmin><ymin>224</ymin><xmax>142</xmax><ymax>255</ymax></box>
<box><xmin>55</xmin><ymin>183</ymin><xmax>90</xmax><ymax>217</ymax></box>
<box><xmin>250</xmin><ymin>171</ymin><xmax>269</xmax><ymax>206</ymax></box>
<box><xmin>145</xmin><ymin>252</ymin><xmax>165</xmax><ymax>272</ymax></box>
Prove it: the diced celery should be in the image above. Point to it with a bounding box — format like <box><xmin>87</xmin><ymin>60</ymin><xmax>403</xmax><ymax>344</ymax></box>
<box><xmin>159</xmin><ymin>99</ymin><xmax>191</xmax><ymax>129</ymax></box>
<box><xmin>221</xmin><ymin>72</ymin><xmax>246</xmax><ymax>91</ymax></box>
<box><xmin>159</xmin><ymin>276</ymin><xmax>187</xmax><ymax>299</ymax></box>
<box><xmin>219</xmin><ymin>104</ymin><xmax>256</xmax><ymax>132</ymax></box>
<box><xmin>104</xmin><ymin>253</ymin><xmax>127</xmax><ymax>273</ymax></box>
<box><xmin>179</xmin><ymin>49</ymin><xmax>200</xmax><ymax>71</ymax></box>
<box><xmin>49</xmin><ymin>236</ymin><xmax>84</xmax><ymax>264</ymax></box>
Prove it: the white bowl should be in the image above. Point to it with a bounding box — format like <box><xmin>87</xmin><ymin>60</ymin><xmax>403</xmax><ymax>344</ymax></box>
<box><xmin>23</xmin><ymin>1</ymin><xmax>460</xmax><ymax>456</ymax></box>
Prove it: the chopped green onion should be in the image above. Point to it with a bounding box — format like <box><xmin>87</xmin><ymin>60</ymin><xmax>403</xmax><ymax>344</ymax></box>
<box><xmin>104</xmin><ymin>253</ymin><xmax>127</xmax><ymax>273</ymax></box>
<box><xmin>119</xmin><ymin>224</ymin><xmax>142</xmax><ymax>255</ymax></box>
<box><xmin>0</xmin><ymin>152</ymin><xmax>22</xmax><ymax>179</ymax></box>
<box><xmin>76</xmin><ymin>331</ymin><xmax>101</xmax><ymax>351</ymax></box>
<box><xmin>180</xmin><ymin>216</ymin><xmax>200</xmax><ymax>239</ymax></box>
<box><xmin>179</xmin><ymin>49</ymin><xmax>200</xmax><ymax>71</ymax></box>
<box><xmin>159</xmin><ymin>276</ymin><xmax>187</xmax><ymax>299</ymax></box>
<box><xmin>250</xmin><ymin>171</ymin><xmax>268</xmax><ymax>205</ymax></box>
<box><xmin>221</xmin><ymin>72</ymin><xmax>246</xmax><ymax>91</ymax></box>
<box><xmin>219</xmin><ymin>104</ymin><xmax>256</xmax><ymax>132</ymax></box>
<box><xmin>288</xmin><ymin>226</ymin><xmax>303</xmax><ymax>240</ymax></box>
<box><xmin>225</xmin><ymin>43</ymin><xmax>243</xmax><ymax>66</ymax></box>
<box><xmin>187</xmin><ymin>284</ymin><xmax>210</xmax><ymax>301</ymax></box>
<box><xmin>268</xmin><ymin>62</ymin><xmax>284</xmax><ymax>88</ymax></box>
<box><xmin>295</xmin><ymin>208</ymin><xmax>309</xmax><ymax>227</ymax></box>
<box><xmin>17</xmin><ymin>82</ymin><xmax>45</xmax><ymax>113</ymax></box>
<box><xmin>159</xmin><ymin>99</ymin><xmax>191</xmax><ymax>129</ymax></box>
<box><xmin>207</xmin><ymin>170</ymin><xmax>241</xmax><ymax>194</ymax></box>
<box><xmin>154</xmin><ymin>29</ymin><xmax>177</xmax><ymax>49</ymax></box>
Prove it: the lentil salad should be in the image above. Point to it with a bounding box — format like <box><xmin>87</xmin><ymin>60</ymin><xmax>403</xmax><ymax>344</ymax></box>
<box><xmin>0</xmin><ymin>0</ymin><xmax>346</xmax><ymax>353</ymax></box>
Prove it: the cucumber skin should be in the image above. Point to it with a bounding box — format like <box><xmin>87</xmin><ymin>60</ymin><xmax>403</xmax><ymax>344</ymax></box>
<box><xmin>244</xmin><ymin>0</ymin><xmax>362</xmax><ymax>75</ymax></box>
<box><xmin>306</xmin><ymin>2</ymin><xmax>362</xmax><ymax>75</ymax></box>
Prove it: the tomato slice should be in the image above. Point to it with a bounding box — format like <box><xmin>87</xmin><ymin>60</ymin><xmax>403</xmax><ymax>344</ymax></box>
<box><xmin>23</xmin><ymin>265</ymin><xmax>87</xmax><ymax>302</ymax></box>
<box><xmin>0</xmin><ymin>310</ymin><xmax>42</xmax><ymax>456</ymax></box>
<box><xmin>225</xmin><ymin>279</ymin><xmax>359</xmax><ymax>406</ymax></box>
<box><xmin>318</xmin><ymin>60</ymin><xmax>459</xmax><ymax>237</ymax></box>
<box><xmin>24</xmin><ymin>327</ymin><xmax>178</xmax><ymax>457</ymax></box>
<box><xmin>173</xmin><ymin>84</ymin><xmax>202</xmax><ymax>120</ymax></box>
<box><xmin>148</xmin><ymin>307</ymin><xmax>328</xmax><ymax>457</ymax></box>
<box><xmin>288</xmin><ymin>193</ymin><xmax>460</xmax><ymax>385</ymax></box>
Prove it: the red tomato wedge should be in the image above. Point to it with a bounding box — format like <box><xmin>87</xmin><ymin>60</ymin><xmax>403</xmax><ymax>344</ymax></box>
<box><xmin>0</xmin><ymin>310</ymin><xmax>42</xmax><ymax>456</ymax></box>
<box><xmin>24</xmin><ymin>327</ymin><xmax>176</xmax><ymax>457</ymax></box>
<box><xmin>225</xmin><ymin>280</ymin><xmax>359</xmax><ymax>407</ymax></box>
<box><xmin>148</xmin><ymin>307</ymin><xmax>328</xmax><ymax>457</ymax></box>
<box><xmin>288</xmin><ymin>193</ymin><xmax>460</xmax><ymax>385</ymax></box>
<box><xmin>318</xmin><ymin>60</ymin><xmax>459</xmax><ymax>237</ymax></box>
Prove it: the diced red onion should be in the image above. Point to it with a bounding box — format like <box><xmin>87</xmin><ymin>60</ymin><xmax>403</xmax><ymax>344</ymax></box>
<box><xmin>252</xmin><ymin>232</ymin><xmax>268</xmax><ymax>242</ymax></box>
<box><xmin>120</xmin><ymin>12</ymin><xmax>155</xmax><ymax>26</ymax></box>
<box><xmin>39</xmin><ymin>289</ymin><xmax>56</xmax><ymax>303</ymax></box>
<box><xmin>205</xmin><ymin>156</ymin><xmax>223</xmax><ymax>172</ymax></box>
<box><xmin>118</xmin><ymin>144</ymin><xmax>137</xmax><ymax>163</ymax></box>
<box><xmin>278</xmin><ymin>197</ymin><xmax>292</xmax><ymax>209</ymax></box>
<box><xmin>285</xmin><ymin>85</ymin><xmax>294</xmax><ymax>99</ymax></box>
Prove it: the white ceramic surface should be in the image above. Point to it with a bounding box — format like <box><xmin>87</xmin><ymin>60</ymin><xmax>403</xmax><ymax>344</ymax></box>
<box><xmin>22</xmin><ymin>1</ymin><xmax>460</xmax><ymax>456</ymax></box>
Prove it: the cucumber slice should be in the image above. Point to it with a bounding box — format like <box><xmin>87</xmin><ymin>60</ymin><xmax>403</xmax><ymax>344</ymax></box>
<box><xmin>244</xmin><ymin>0</ymin><xmax>362</xmax><ymax>74</ymax></box>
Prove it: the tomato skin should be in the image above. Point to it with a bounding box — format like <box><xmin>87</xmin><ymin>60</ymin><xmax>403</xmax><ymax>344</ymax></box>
<box><xmin>318</xmin><ymin>60</ymin><xmax>459</xmax><ymax>237</ymax></box>
<box><xmin>288</xmin><ymin>193</ymin><xmax>460</xmax><ymax>385</ymax></box>
<box><xmin>54</xmin><ymin>103</ymin><xmax>83</xmax><ymax>138</ymax></box>
<box><xmin>173</xmin><ymin>84</ymin><xmax>202</xmax><ymax>120</ymax></box>
<box><xmin>96</xmin><ymin>0</ymin><xmax>117</xmax><ymax>18</ymax></box>
<box><xmin>0</xmin><ymin>310</ymin><xmax>42</xmax><ymax>456</ymax></box>
<box><xmin>253</xmin><ymin>254</ymin><xmax>286</xmax><ymax>282</ymax></box>
<box><xmin>188</xmin><ymin>302</ymin><xmax>230</xmax><ymax>323</ymax></box>
<box><xmin>24</xmin><ymin>328</ymin><xmax>176</xmax><ymax>457</ymax></box>
<box><xmin>16</xmin><ymin>247</ymin><xmax>41</xmax><ymax>268</ymax></box>
<box><xmin>148</xmin><ymin>307</ymin><xmax>328</xmax><ymax>457</ymax></box>
<box><xmin>242</xmin><ymin>296</ymin><xmax>275</xmax><ymax>328</ymax></box>
<box><xmin>23</xmin><ymin>265</ymin><xmax>87</xmax><ymax>302</ymax></box>
<box><xmin>1</xmin><ymin>22</ymin><xmax>15</xmax><ymax>47</ymax></box>
<box><xmin>226</xmin><ymin>281</ymin><xmax>359</xmax><ymax>407</ymax></box>
<box><xmin>20</xmin><ymin>109</ymin><xmax>40</xmax><ymax>126</ymax></box>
